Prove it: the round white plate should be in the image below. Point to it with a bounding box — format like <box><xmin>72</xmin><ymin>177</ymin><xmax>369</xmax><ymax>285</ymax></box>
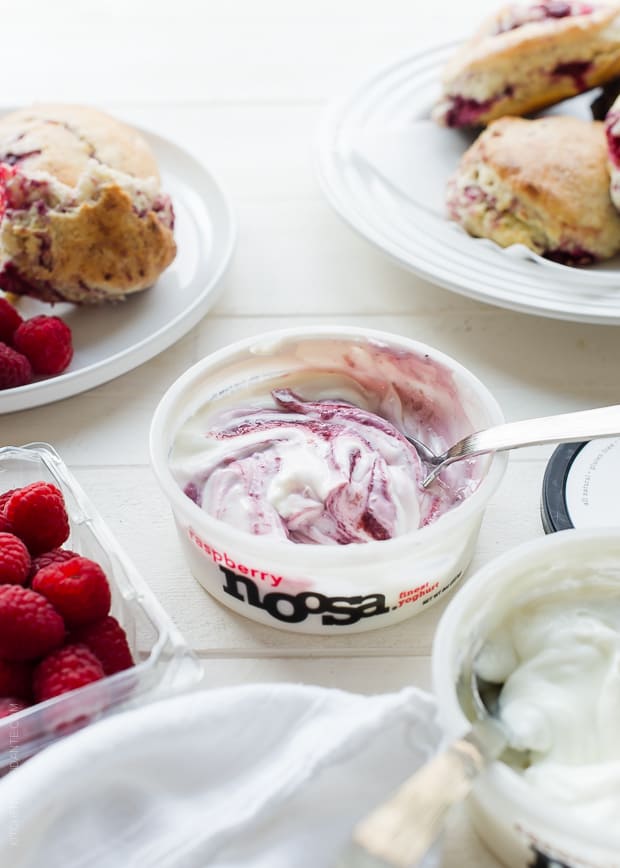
<box><xmin>0</xmin><ymin>127</ymin><xmax>236</xmax><ymax>413</ymax></box>
<box><xmin>316</xmin><ymin>41</ymin><xmax>620</xmax><ymax>324</ymax></box>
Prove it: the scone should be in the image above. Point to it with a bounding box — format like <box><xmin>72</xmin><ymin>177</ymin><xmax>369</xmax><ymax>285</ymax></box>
<box><xmin>605</xmin><ymin>94</ymin><xmax>620</xmax><ymax>207</ymax></box>
<box><xmin>447</xmin><ymin>115</ymin><xmax>620</xmax><ymax>264</ymax></box>
<box><xmin>0</xmin><ymin>105</ymin><xmax>176</xmax><ymax>304</ymax></box>
<box><xmin>434</xmin><ymin>1</ymin><xmax>620</xmax><ymax>128</ymax></box>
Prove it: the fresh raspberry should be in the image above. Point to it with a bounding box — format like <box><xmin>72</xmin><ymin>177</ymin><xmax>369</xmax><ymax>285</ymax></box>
<box><xmin>13</xmin><ymin>315</ymin><xmax>73</xmax><ymax>376</ymax></box>
<box><xmin>0</xmin><ymin>659</ymin><xmax>32</xmax><ymax>699</ymax></box>
<box><xmin>33</xmin><ymin>643</ymin><xmax>104</xmax><ymax>702</ymax></box>
<box><xmin>0</xmin><ymin>342</ymin><xmax>32</xmax><ymax>389</ymax></box>
<box><xmin>0</xmin><ymin>489</ymin><xmax>17</xmax><ymax>512</ymax></box>
<box><xmin>0</xmin><ymin>488</ymin><xmax>16</xmax><ymax>534</ymax></box>
<box><xmin>30</xmin><ymin>547</ymin><xmax>79</xmax><ymax>579</ymax></box>
<box><xmin>71</xmin><ymin>616</ymin><xmax>133</xmax><ymax>675</ymax></box>
<box><xmin>0</xmin><ymin>296</ymin><xmax>22</xmax><ymax>344</ymax></box>
<box><xmin>5</xmin><ymin>482</ymin><xmax>70</xmax><ymax>555</ymax></box>
<box><xmin>32</xmin><ymin>556</ymin><xmax>111</xmax><ymax>627</ymax></box>
<box><xmin>0</xmin><ymin>532</ymin><xmax>31</xmax><ymax>584</ymax></box>
<box><xmin>0</xmin><ymin>697</ymin><xmax>29</xmax><ymax>719</ymax></box>
<box><xmin>0</xmin><ymin>585</ymin><xmax>65</xmax><ymax>661</ymax></box>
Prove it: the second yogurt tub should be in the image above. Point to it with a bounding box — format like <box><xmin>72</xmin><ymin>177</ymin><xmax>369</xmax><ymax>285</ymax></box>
<box><xmin>433</xmin><ymin>530</ymin><xmax>620</xmax><ymax>868</ymax></box>
<box><xmin>150</xmin><ymin>327</ymin><xmax>507</xmax><ymax>634</ymax></box>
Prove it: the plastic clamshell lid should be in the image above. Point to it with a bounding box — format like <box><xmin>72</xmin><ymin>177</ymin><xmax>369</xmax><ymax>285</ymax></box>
<box><xmin>0</xmin><ymin>442</ymin><xmax>203</xmax><ymax>770</ymax></box>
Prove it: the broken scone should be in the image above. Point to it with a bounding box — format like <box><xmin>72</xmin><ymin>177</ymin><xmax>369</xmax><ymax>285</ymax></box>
<box><xmin>605</xmin><ymin>93</ymin><xmax>620</xmax><ymax>208</ymax></box>
<box><xmin>0</xmin><ymin>104</ymin><xmax>176</xmax><ymax>304</ymax></box>
<box><xmin>447</xmin><ymin>115</ymin><xmax>620</xmax><ymax>264</ymax></box>
<box><xmin>434</xmin><ymin>2</ymin><xmax>620</xmax><ymax>128</ymax></box>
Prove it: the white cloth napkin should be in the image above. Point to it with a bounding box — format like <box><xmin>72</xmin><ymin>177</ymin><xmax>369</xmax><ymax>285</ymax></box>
<box><xmin>0</xmin><ymin>683</ymin><xmax>440</xmax><ymax>868</ymax></box>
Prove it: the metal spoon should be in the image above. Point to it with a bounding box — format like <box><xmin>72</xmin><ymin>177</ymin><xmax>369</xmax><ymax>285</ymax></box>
<box><xmin>334</xmin><ymin>647</ymin><xmax>525</xmax><ymax>868</ymax></box>
<box><xmin>407</xmin><ymin>403</ymin><xmax>620</xmax><ymax>488</ymax></box>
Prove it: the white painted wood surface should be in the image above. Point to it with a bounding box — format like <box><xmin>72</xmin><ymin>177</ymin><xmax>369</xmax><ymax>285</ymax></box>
<box><xmin>1</xmin><ymin>1</ymin><xmax>617</xmax><ymax>864</ymax></box>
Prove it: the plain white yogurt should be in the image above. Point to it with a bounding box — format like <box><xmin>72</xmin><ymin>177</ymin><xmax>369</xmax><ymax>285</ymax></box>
<box><xmin>476</xmin><ymin>582</ymin><xmax>620</xmax><ymax>827</ymax></box>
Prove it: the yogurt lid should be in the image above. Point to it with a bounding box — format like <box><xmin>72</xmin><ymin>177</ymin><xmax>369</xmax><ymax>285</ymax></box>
<box><xmin>541</xmin><ymin>436</ymin><xmax>620</xmax><ymax>533</ymax></box>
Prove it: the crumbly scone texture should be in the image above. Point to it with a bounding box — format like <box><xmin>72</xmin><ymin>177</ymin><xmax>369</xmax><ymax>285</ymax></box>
<box><xmin>0</xmin><ymin>104</ymin><xmax>176</xmax><ymax>304</ymax></box>
<box><xmin>0</xmin><ymin>104</ymin><xmax>161</xmax><ymax>185</ymax></box>
<box><xmin>447</xmin><ymin>115</ymin><xmax>620</xmax><ymax>261</ymax></box>
<box><xmin>605</xmin><ymin>93</ymin><xmax>620</xmax><ymax>209</ymax></box>
<box><xmin>434</xmin><ymin>4</ymin><xmax>620</xmax><ymax>126</ymax></box>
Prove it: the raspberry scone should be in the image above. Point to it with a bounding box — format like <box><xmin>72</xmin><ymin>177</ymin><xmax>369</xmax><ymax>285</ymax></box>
<box><xmin>447</xmin><ymin>115</ymin><xmax>620</xmax><ymax>264</ymax></box>
<box><xmin>434</xmin><ymin>1</ymin><xmax>620</xmax><ymax>128</ymax></box>
<box><xmin>0</xmin><ymin>104</ymin><xmax>176</xmax><ymax>304</ymax></box>
<box><xmin>605</xmin><ymin>94</ymin><xmax>620</xmax><ymax>207</ymax></box>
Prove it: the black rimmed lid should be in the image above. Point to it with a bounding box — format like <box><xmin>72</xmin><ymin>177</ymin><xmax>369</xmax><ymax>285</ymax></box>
<box><xmin>541</xmin><ymin>438</ymin><xmax>620</xmax><ymax>533</ymax></box>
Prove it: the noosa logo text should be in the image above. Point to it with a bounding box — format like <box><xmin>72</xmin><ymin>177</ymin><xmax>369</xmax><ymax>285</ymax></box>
<box><xmin>219</xmin><ymin>566</ymin><xmax>389</xmax><ymax>626</ymax></box>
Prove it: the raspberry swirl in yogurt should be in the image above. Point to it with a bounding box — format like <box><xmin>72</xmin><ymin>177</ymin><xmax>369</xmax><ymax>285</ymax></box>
<box><xmin>172</xmin><ymin>386</ymin><xmax>479</xmax><ymax>545</ymax></box>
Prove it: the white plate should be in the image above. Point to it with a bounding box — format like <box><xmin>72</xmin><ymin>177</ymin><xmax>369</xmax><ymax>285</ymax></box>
<box><xmin>0</xmin><ymin>126</ymin><xmax>235</xmax><ymax>414</ymax></box>
<box><xmin>316</xmin><ymin>41</ymin><xmax>620</xmax><ymax>324</ymax></box>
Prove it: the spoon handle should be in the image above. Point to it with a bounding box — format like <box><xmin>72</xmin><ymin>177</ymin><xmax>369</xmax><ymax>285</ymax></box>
<box><xmin>445</xmin><ymin>403</ymin><xmax>620</xmax><ymax>464</ymax></box>
<box><xmin>335</xmin><ymin>719</ymin><xmax>505</xmax><ymax>868</ymax></box>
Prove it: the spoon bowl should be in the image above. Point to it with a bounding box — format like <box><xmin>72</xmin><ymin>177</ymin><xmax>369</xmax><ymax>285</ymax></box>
<box><xmin>406</xmin><ymin>403</ymin><xmax>620</xmax><ymax>488</ymax></box>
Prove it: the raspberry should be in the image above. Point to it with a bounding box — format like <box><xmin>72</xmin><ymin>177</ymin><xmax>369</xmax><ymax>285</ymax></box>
<box><xmin>72</xmin><ymin>616</ymin><xmax>133</xmax><ymax>675</ymax></box>
<box><xmin>0</xmin><ymin>659</ymin><xmax>32</xmax><ymax>699</ymax></box>
<box><xmin>30</xmin><ymin>547</ymin><xmax>79</xmax><ymax>579</ymax></box>
<box><xmin>0</xmin><ymin>697</ymin><xmax>28</xmax><ymax>719</ymax></box>
<box><xmin>0</xmin><ymin>585</ymin><xmax>65</xmax><ymax>661</ymax></box>
<box><xmin>0</xmin><ymin>296</ymin><xmax>22</xmax><ymax>344</ymax></box>
<box><xmin>5</xmin><ymin>482</ymin><xmax>70</xmax><ymax>555</ymax></box>
<box><xmin>13</xmin><ymin>315</ymin><xmax>73</xmax><ymax>376</ymax></box>
<box><xmin>33</xmin><ymin>644</ymin><xmax>104</xmax><ymax>702</ymax></box>
<box><xmin>32</xmin><ymin>556</ymin><xmax>111</xmax><ymax>627</ymax></box>
<box><xmin>0</xmin><ymin>532</ymin><xmax>31</xmax><ymax>584</ymax></box>
<box><xmin>0</xmin><ymin>489</ymin><xmax>17</xmax><ymax>512</ymax></box>
<box><xmin>0</xmin><ymin>489</ymin><xmax>16</xmax><ymax>534</ymax></box>
<box><xmin>0</xmin><ymin>341</ymin><xmax>32</xmax><ymax>389</ymax></box>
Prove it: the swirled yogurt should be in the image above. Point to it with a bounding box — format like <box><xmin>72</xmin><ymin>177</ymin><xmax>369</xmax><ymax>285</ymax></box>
<box><xmin>169</xmin><ymin>339</ymin><xmax>484</xmax><ymax>545</ymax></box>
<box><xmin>475</xmin><ymin>582</ymin><xmax>620</xmax><ymax>827</ymax></box>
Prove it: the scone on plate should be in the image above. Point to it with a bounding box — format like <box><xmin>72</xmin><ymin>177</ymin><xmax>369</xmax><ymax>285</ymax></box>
<box><xmin>447</xmin><ymin>115</ymin><xmax>620</xmax><ymax>264</ymax></box>
<box><xmin>434</xmin><ymin>1</ymin><xmax>620</xmax><ymax>128</ymax></box>
<box><xmin>0</xmin><ymin>105</ymin><xmax>176</xmax><ymax>304</ymax></box>
<box><xmin>605</xmin><ymin>94</ymin><xmax>620</xmax><ymax>207</ymax></box>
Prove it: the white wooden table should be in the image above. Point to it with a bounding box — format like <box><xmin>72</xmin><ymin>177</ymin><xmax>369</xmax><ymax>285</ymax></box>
<box><xmin>3</xmin><ymin>1</ymin><xmax>619</xmax><ymax>863</ymax></box>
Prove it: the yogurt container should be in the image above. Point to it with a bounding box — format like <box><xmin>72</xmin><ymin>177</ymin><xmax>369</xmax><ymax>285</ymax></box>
<box><xmin>542</xmin><ymin>438</ymin><xmax>620</xmax><ymax>532</ymax></box>
<box><xmin>150</xmin><ymin>326</ymin><xmax>507</xmax><ymax>634</ymax></box>
<box><xmin>432</xmin><ymin>530</ymin><xmax>620</xmax><ymax>868</ymax></box>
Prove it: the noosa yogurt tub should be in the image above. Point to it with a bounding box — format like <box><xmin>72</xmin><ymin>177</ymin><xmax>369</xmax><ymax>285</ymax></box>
<box><xmin>150</xmin><ymin>327</ymin><xmax>506</xmax><ymax>634</ymax></box>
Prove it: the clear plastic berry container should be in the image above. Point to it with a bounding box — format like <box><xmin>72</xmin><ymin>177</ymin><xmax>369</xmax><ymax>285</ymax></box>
<box><xmin>0</xmin><ymin>442</ymin><xmax>203</xmax><ymax>772</ymax></box>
